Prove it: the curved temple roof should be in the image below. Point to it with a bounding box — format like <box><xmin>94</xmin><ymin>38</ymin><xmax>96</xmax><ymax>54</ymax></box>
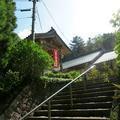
<box><xmin>94</xmin><ymin>51</ymin><xmax>117</xmax><ymax>64</ymax></box>
<box><xmin>62</xmin><ymin>51</ymin><xmax>101</xmax><ymax>69</ymax></box>
<box><xmin>62</xmin><ymin>51</ymin><xmax>117</xmax><ymax>70</ymax></box>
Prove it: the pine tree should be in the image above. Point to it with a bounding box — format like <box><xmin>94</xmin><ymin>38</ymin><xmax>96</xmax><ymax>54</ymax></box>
<box><xmin>0</xmin><ymin>0</ymin><xmax>17</xmax><ymax>71</ymax></box>
<box><xmin>70</xmin><ymin>36</ymin><xmax>86</xmax><ymax>56</ymax></box>
<box><xmin>0</xmin><ymin>0</ymin><xmax>16</xmax><ymax>40</ymax></box>
<box><xmin>0</xmin><ymin>0</ymin><xmax>17</xmax><ymax>55</ymax></box>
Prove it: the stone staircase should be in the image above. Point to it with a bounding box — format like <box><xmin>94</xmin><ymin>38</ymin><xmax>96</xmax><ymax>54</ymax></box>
<box><xmin>26</xmin><ymin>80</ymin><xmax>118</xmax><ymax>120</ymax></box>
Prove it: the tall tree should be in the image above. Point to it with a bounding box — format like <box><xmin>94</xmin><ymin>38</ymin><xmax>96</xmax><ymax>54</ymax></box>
<box><xmin>92</xmin><ymin>35</ymin><xmax>103</xmax><ymax>50</ymax></box>
<box><xmin>0</xmin><ymin>0</ymin><xmax>17</xmax><ymax>71</ymax></box>
<box><xmin>110</xmin><ymin>10</ymin><xmax>120</xmax><ymax>69</ymax></box>
<box><xmin>102</xmin><ymin>33</ymin><xmax>115</xmax><ymax>50</ymax></box>
<box><xmin>70</xmin><ymin>36</ymin><xmax>86</xmax><ymax>56</ymax></box>
<box><xmin>0</xmin><ymin>0</ymin><xmax>16</xmax><ymax>40</ymax></box>
<box><xmin>91</xmin><ymin>33</ymin><xmax>115</xmax><ymax>51</ymax></box>
<box><xmin>0</xmin><ymin>0</ymin><xmax>17</xmax><ymax>56</ymax></box>
<box><xmin>110</xmin><ymin>9</ymin><xmax>120</xmax><ymax>30</ymax></box>
<box><xmin>86</xmin><ymin>37</ymin><xmax>95</xmax><ymax>52</ymax></box>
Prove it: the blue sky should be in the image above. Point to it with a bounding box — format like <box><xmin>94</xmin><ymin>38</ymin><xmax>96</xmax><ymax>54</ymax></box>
<box><xmin>15</xmin><ymin>0</ymin><xmax>120</xmax><ymax>45</ymax></box>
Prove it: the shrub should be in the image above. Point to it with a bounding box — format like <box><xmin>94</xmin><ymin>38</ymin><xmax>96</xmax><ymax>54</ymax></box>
<box><xmin>87</xmin><ymin>67</ymin><xmax>100</xmax><ymax>81</ymax></box>
<box><xmin>2</xmin><ymin>40</ymin><xmax>53</xmax><ymax>81</ymax></box>
<box><xmin>44</xmin><ymin>71</ymin><xmax>80</xmax><ymax>79</ymax></box>
<box><xmin>0</xmin><ymin>70</ymin><xmax>21</xmax><ymax>92</ymax></box>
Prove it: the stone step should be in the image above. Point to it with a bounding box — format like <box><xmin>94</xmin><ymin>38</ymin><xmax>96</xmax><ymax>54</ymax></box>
<box><xmin>59</xmin><ymin>82</ymin><xmax>113</xmax><ymax>95</ymax></box>
<box><xmin>27</xmin><ymin>116</ymin><xmax>110</xmax><ymax>120</ymax></box>
<box><xmin>51</xmin><ymin>96</ymin><xmax>113</xmax><ymax>104</ymax></box>
<box><xmin>54</xmin><ymin>90</ymin><xmax>114</xmax><ymax>100</ymax></box>
<box><xmin>25</xmin><ymin>80</ymin><xmax>118</xmax><ymax>120</ymax></box>
<box><xmin>57</xmin><ymin>85</ymin><xmax>115</xmax><ymax>96</ymax></box>
<box><xmin>34</xmin><ymin>109</ymin><xmax>110</xmax><ymax>117</ymax></box>
<box><xmin>41</xmin><ymin>101</ymin><xmax>112</xmax><ymax>110</ymax></box>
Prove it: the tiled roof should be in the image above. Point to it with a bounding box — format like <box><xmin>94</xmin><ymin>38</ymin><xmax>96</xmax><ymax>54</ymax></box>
<box><xmin>62</xmin><ymin>51</ymin><xmax>101</xmax><ymax>69</ymax></box>
<box><xmin>94</xmin><ymin>51</ymin><xmax>117</xmax><ymax>64</ymax></box>
<box><xmin>62</xmin><ymin>51</ymin><xmax>117</xmax><ymax>70</ymax></box>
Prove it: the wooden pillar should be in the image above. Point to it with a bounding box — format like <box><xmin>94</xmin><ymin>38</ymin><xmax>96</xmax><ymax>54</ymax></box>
<box><xmin>83</xmin><ymin>74</ymin><xmax>87</xmax><ymax>90</ymax></box>
<box><xmin>59</xmin><ymin>47</ymin><xmax>63</xmax><ymax>72</ymax></box>
<box><xmin>48</xmin><ymin>100</ymin><xmax>51</xmax><ymax>120</ymax></box>
<box><xmin>69</xmin><ymin>84</ymin><xmax>73</xmax><ymax>106</ymax></box>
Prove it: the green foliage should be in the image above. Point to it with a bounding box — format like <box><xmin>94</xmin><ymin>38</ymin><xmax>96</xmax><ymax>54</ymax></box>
<box><xmin>0</xmin><ymin>0</ymin><xmax>22</xmax><ymax>93</ymax></box>
<box><xmin>99</xmin><ymin>62</ymin><xmax>118</xmax><ymax>80</ymax></box>
<box><xmin>68</xmin><ymin>71</ymin><xmax>80</xmax><ymax>79</ymax></box>
<box><xmin>102</xmin><ymin>33</ymin><xmax>115</xmax><ymax>50</ymax></box>
<box><xmin>65</xmin><ymin>33</ymin><xmax>115</xmax><ymax>62</ymax></box>
<box><xmin>70</xmin><ymin>36</ymin><xmax>86</xmax><ymax>56</ymax></box>
<box><xmin>40</xmin><ymin>71</ymin><xmax>80</xmax><ymax>88</ymax></box>
<box><xmin>40</xmin><ymin>76</ymin><xmax>72</xmax><ymax>84</ymax></box>
<box><xmin>87</xmin><ymin>62</ymin><xmax>118</xmax><ymax>82</ymax></box>
<box><xmin>0</xmin><ymin>0</ymin><xmax>54</xmax><ymax>93</ymax></box>
<box><xmin>91</xmin><ymin>33</ymin><xmax>115</xmax><ymax>51</ymax></box>
<box><xmin>0</xmin><ymin>0</ymin><xmax>16</xmax><ymax>41</ymax></box>
<box><xmin>87</xmin><ymin>67</ymin><xmax>100</xmax><ymax>81</ymax></box>
<box><xmin>115</xmin><ymin>32</ymin><xmax>120</xmax><ymax>66</ymax></box>
<box><xmin>86</xmin><ymin>38</ymin><xmax>95</xmax><ymax>52</ymax></box>
<box><xmin>70</xmin><ymin>34</ymin><xmax>115</xmax><ymax>56</ymax></box>
<box><xmin>0</xmin><ymin>0</ymin><xmax>18</xmax><ymax>70</ymax></box>
<box><xmin>110</xmin><ymin>90</ymin><xmax>120</xmax><ymax>120</ymax></box>
<box><xmin>110</xmin><ymin>9</ymin><xmax>120</xmax><ymax>30</ymax></box>
<box><xmin>45</xmin><ymin>71</ymin><xmax>80</xmax><ymax>79</ymax></box>
<box><xmin>0</xmin><ymin>70</ymin><xmax>21</xmax><ymax>92</ymax></box>
<box><xmin>3</xmin><ymin>40</ymin><xmax>53</xmax><ymax>80</ymax></box>
<box><xmin>110</xmin><ymin>104</ymin><xmax>120</xmax><ymax>120</ymax></box>
<box><xmin>110</xmin><ymin>10</ymin><xmax>120</xmax><ymax>77</ymax></box>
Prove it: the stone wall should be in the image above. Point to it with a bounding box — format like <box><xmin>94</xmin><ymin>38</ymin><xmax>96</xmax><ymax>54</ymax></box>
<box><xmin>2</xmin><ymin>80</ymin><xmax>69</xmax><ymax>120</ymax></box>
<box><xmin>3</xmin><ymin>81</ymin><xmax>48</xmax><ymax>120</ymax></box>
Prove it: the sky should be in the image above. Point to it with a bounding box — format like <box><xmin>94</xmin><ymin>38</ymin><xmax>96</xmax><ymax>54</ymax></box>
<box><xmin>15</xmin><ymin>0</ymin><xmax>120</xmax><ymax>46</ymax></box>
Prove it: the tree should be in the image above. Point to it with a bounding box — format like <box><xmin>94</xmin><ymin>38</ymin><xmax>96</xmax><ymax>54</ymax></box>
<box><xmin>110</xmin><ymin>9</ymin><xmax>120</xmax><ymax>30</ymax></box>
<box><xmin>110</xmin><ymin>10</ymin><xmax>120</xmax><ymax>76</ymax></box>
<box><xmin>0</xmin><ymin>0</ymin><xmax>16</xmax><ymax>41</ymax></box>
<box><xmin>0</xmin><ymin>0</ymin><xmax>53</xmax><ymax>92</ymax></box>
<box><xmin>0</xmin><ymin>0</ymin><xmax>17</xmax><ymax>67</ymax></box>
<box><xmin>93</xmin><ymin>35</ymin><xmax>103</xmax><ymax>50</ymax></box>
<box><xmin>102</xmin><ymin>33</ymin><xmax>115</xmax><ymax>50</ymax></box>
<box><xmin>86</xmin><ymin>37</ymin><xmax>95</xmax><ymax>52</ymax></box>
<box><xmin>115</xmin><ymin>32</ymin><xmax>120</xmax><ymax>65</ymax></box>
<box><xmin>91</xmin><ymin>33</ymin><xmax>115</xmax><ymax>51</ymax></box>
<box><xmin>70</xmin><ymin>36</ymin><xmax>86</xmax><ymax>56</ymax></box>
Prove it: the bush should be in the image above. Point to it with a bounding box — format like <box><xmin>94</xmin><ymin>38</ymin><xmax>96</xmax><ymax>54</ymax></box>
<box><xmin>87</xmin><ymin>67</ymin><xmax>100</xmax><ymax>81</ymax></box>
<box><xmin>115</xmin><ymin>32</ymin><xmax>120</xmax><ymax>65</ymax></box>
<box><xmin>44</xmin><ymin>71</ymin><xmax>80</xmax><ymax>79</ymax></box>
<box><xmin>2</xmin><ymin>40</ymin><xmax>53</xmax><ymax>81</ymax></box>
<box><xmin>87</xmin><ymin>62</ymin><xmax>118</xmax><ymax>82</ymax></box>
<box><xmin>40</xmin><ymin>71</ymin><xmax>80</xmax><ymax>88</ymax></box>
<box><xmin>0</xmin><ymin>70</ymin><xmax>21</xmax><ymax>92</ymax></box>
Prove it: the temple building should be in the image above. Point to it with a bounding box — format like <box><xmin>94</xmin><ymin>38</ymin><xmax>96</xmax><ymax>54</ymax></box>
<box><xmin>27</xmin><ymin>27</ymin><xmax>71</xmax><ymax>70</ymax></box>
<box><xmin>62</xmin><ymin>50</ymin><xmax>117</xmax><ymax>71</ymax></box>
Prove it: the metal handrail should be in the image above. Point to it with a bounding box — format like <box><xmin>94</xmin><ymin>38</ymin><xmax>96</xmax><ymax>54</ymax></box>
<box><xmin>20</xmin><ymin>64</ymin><xmax>95</xmax><ymax>120</ymax></box>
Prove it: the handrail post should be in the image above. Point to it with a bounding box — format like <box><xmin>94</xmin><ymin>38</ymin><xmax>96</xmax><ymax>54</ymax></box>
<box><xmin>48</xmin><ymin>100</ymin><xmax>51</xmax><ymax>120</ymax></box>
<box><xmin>83</xmin><ymin>74</ymin><xmax>87</xmax><ymax>90</ymax></box>
<box><xmin>118</xmin><ymin>91</ymin><xmax>120</xmax><ymax>120</ymax></box>
<box><xmin>70</xmin><ymin>84</ymin><xmax>73</xmax><ymax>106</ymax></box>
<box><xmin>118</xmin><ymin>103</ymin><xmax>120</xmax><ymax>120</ymax></box>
